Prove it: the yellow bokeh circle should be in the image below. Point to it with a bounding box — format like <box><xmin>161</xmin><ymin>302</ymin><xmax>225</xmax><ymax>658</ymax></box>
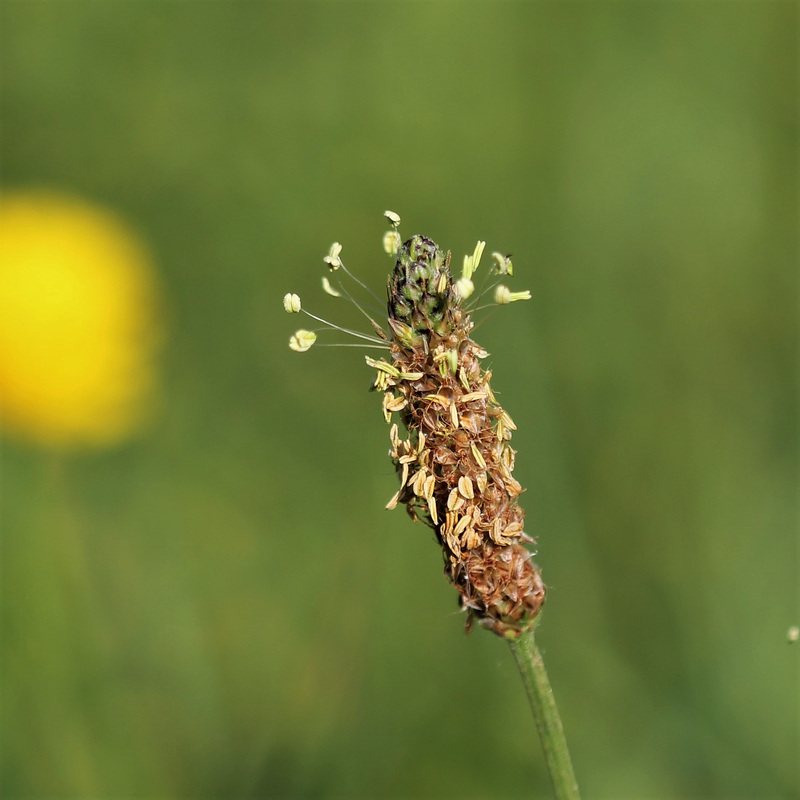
<box><xmin>0</xmin><ymin>191</ymin><xmax>162</xmax><ymax>449</ymax></box>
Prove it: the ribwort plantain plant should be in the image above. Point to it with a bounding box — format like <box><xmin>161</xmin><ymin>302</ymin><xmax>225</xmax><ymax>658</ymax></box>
<box><xmin>285</xmin><ymin>212</ymin><xmax>580</xmax><ymax>799</ymax></box>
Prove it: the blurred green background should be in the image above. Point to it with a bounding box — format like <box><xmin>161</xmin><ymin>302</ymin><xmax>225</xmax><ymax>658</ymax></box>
<box><xmin>1</xmin><ymin>2</ymin><xmax>797</xmax><ymax>798</ymax></box>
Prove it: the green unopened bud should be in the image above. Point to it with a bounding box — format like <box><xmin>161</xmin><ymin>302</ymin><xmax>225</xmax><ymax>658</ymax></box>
<box><xmin>388</xmin><ymin>318</ymin><xmax>421</xmax><ymax>348</ymax></box>
<box><xmin>388</xmin><ymin>234</ymin><xmax>454</xmax><ymax>337</ymax></box>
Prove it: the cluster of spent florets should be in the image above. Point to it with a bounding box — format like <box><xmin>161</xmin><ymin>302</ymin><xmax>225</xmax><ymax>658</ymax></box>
<box><xmin>285</xmin><ymin>211</ymin><xmax>544</xmax><ymax>639</ymax></box>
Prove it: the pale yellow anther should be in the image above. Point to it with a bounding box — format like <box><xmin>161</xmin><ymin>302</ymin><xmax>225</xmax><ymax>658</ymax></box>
<box><xmin>289</xmin><ymin>329</ymin><xmax>316</xmax><ymax>352</ymax></box>
<box><xmin>454</xmin><ymin>515</ymin><xmax>470</xmax><ymax>536</ymax></box>
<box><xmin>491</xmin><ymin>252</ymin><xmax>513</xmax><ymax>276</ymax></box>
<box><xmin>382</xmin><ymin>392</ymin><xmax>393</xmax><ymax>423</ymax></box>
<box><xmin>490</xmin><ymin>518</ymin><xmax>505</xmax><ymax>544</ymax></box>
<box><xmin>365</xmin><ymin>356</ymin><xmax>400</xmax><ymax>377</ymax></box>
<box><xmin>424</xmin><ymin>394</ymin><xmax>449</xmax><ymax>408</ymax></box>
<box><xmin>449</xmin><ymin>402</ymin><xmax>459</xmax><ymax>429</ymax></box>
<box><xmin>399</xmin><ymin>371</ymin><xmax>424</xmax><ymax>381</ymax></box>
<box><xmin>445</xmin><ymin>531</ymin><xmax>459</xmax><ymax>553</ymax></box>
<box><xmin>447</xmin><ymin>488</ymin><xmax>465</xmax><ymax>511</ymax></box>
<box><xmin>458</xmin><ymin>476</ymin><xmax>474</xmax><ymax>499</ymax></box>
<box><xmin>461</xmin><ymin>240</ymin><xmax>486</xmax><ymax>282</ymax></box>
<box><xmin>384</xmin><ymin>210</ymin><xmax>401</xmax><ymax>227</ymax></box>
<box><xmin>464</xmin><ymin>529</ymin><xmax>481</xmax><ymax>550</ymax></box>
<box><xmin>460</xmin><ymin>391</ymin><xmax>486</xmax><ymax>403</ymax></box>
<box><xmin>323</xmin><ymin>242</ymin><xmax>343</xmax><ymax>270</ymax></box>
<box><xmin>386</xmin><ymin>490</ymin><xmax>401</xmax><ymax>510</ymax></box>
<box><xmin>385</xmin><ymin>395</ymin><xmax>408</xmax><ymax>413</ymax></box>
<box><xmin>283</xmin><ymin>293</ymin><xmax>301</xmax><ymax>313</ymax></box>
<box><xmin>411</xmin><ymin>469</ymin><xmax>427</xmax><ymax>495</ymax></box>
<box><xmin>470</xmin><ymin>442</ymin><xmax>487</xmax><ymax>470</ymax></box>
<box><xmin>383</xmin><ymin>230</ymin><xmax>401</xmax><ymax>255</ymax></box>
<box><xmin>321</xmin><ymin>276</ymin><xmax>342</xmax><ymax>297</ymax></box>
<box><xmin>462</xmin><ymin>254</ymin><xmax>472</xmax><ymax>280</ymax></box>
<box><xmin>506</xmin><ymin>477</ymin><xmax>523</xmax><ymax>497</ymax></box>
<box><xmin>427</xmin><ymin>499</ymin><xmax>439</xmax><ymax>525</ymax></box>
<box><xmin>471</xmin><ymin>240</ymin><xmax>486</xmax><ymax>272</ymax></box>
<box><xmin>500</xmin><ymin>410</ymin><xmax>517</xmax><ymax>430</ymax></box>
<box><xmin>494</xmin><ymin>284</ymin><xmax>532</xmax><ymax>305</ymax></box>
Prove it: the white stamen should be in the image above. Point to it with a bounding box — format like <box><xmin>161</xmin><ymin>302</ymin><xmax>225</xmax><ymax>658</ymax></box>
<box><xmin>289</xmin><ymin>329</ymin><xmax>316</xmax><ymax>352</ymax></box>
<box><xmin>494</xmin><ymin>285</ymin><xmax>531</xmax><ymax>304</ymax></box>
<box><xmin>454</xmin><ymin>277</ymin><xmax>475</xmax><ymax>300</ymax></box>
<box><xmin>323</xmin><ymin>242</ymin><xmax>343</xmax><ymax>270</ymax></box>
<box><xmin>283</xmin><ymin>293</ymin><xmax>301</xmax><ymax>313</ymax></box>
<box><xmin>383</xmin><ymin>230</ymin><xmax>401</xmax><ymax>255</ymax></box>
<box><xmin>321</xmin><ymin>277</ymin><xmax>341</xmax><ymax>297</ymax></box>
<box><xmin>491</xmin><ymin>252</ymin><xmax>513</xmax><ymax>276</ymax></box>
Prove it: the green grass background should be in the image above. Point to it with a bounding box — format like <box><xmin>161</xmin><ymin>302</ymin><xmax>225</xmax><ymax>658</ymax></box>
<box><xmin>1</xmin><ymin>2</ymin><xmax>797</xmax><ymax>798</ymax></box>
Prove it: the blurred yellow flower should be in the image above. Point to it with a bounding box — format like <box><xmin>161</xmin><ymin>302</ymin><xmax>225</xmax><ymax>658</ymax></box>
<box><xmin>0</xmin><ymin>191</ymin><xmax>162</xmax><ymax>449</ymax></box>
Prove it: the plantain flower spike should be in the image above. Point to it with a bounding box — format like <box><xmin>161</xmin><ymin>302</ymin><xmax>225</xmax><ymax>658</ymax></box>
<box><xmin>288</xmin><ymin>213</ymin><xmax>542</xmax><ymax>638</ymax></box>
<box><xmin>383</xmin><ymin>233</ymin><xmax>543</xmax><ymax>638</ymax></box>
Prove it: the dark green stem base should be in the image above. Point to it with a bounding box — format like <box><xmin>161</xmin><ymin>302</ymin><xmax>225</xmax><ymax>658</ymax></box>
<box><xmin>509</xmin><ymin>631</ymin><xmax>581</xmax><ymax>800</ymax></box>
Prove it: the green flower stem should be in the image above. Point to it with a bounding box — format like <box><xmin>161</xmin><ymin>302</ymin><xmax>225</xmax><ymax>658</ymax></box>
<box><xmin>510</xmin><ymin>631</ymin><xmax>581</xmax><ymax>800</ymax></box>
